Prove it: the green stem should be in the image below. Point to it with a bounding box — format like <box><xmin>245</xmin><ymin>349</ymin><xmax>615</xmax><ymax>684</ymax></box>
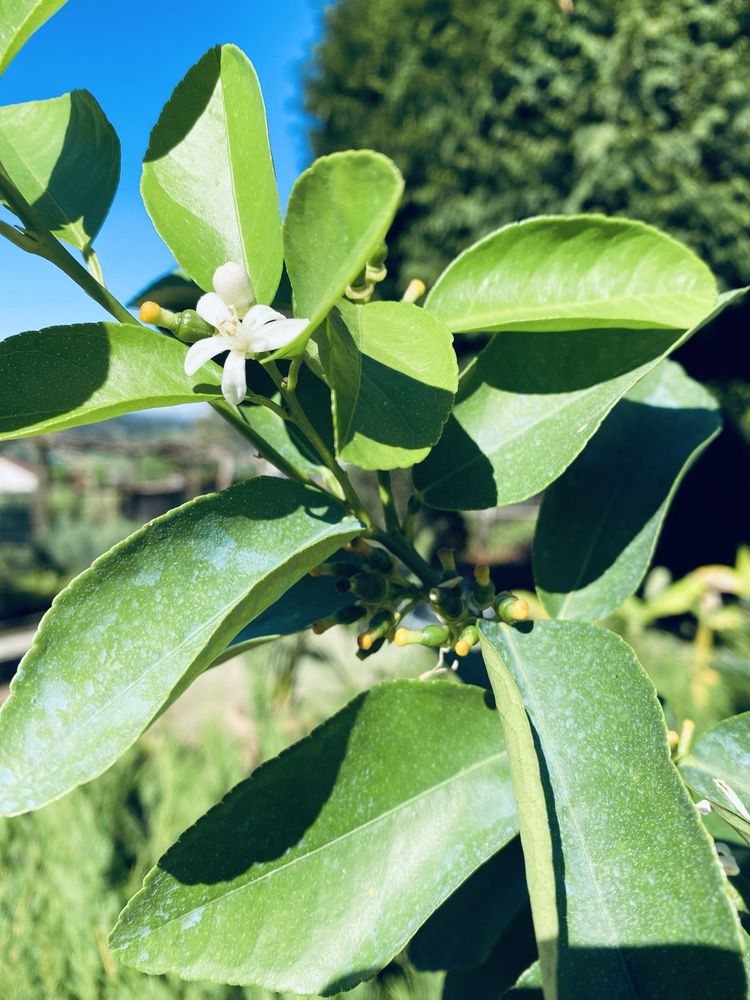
<box><xmin>245</xmin><ymin>393</ymin><xmax>289</xmax><ymax>421</ymax></box>
<box><xmin>0</xmin><ymin>165</ymin><xmax>134</xmax><ymax>326</ymax></box>
<box><xmin>377</xmin><ymin>471</ymin><xmax>400</xmax><ymax>532</ymax></box>
<box><xmin>371</xmin><ymin>528</ymin><xmax>441</xmax><ymax>588</ymax></box>
<box><xmin>265</xmin><ymin>361</ymin><xmax>372</xmax><ymax>526</ymax></box>
<box><xmin>213</xmin><ymin>401</ymin><xmax>316</xmax><ymax>488</ymax></box>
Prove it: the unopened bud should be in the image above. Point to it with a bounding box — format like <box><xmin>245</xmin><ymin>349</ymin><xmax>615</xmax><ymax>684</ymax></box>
<box><xmin>139</xmin><ymin>300</ymin><xmax>165</xmax><ymax>325</ymax></box>
<box><xmin>402</xmin><ymin>279</ymin><xmax>426</xmax><ymax>304</ymax></box>
<box><xmin>454</xmin><ymin>624</ymin><xmax>480</xmax><ymax>657</ymax></box>
<box><xmin>312</xmin><ymin>605</ymin><xmax>365</xmax><ymax>635</ymax></box>
<box><xmin>395</xmin><ymin>624</ymin><xmax>451</xmax><ymax>648</ymax></box>
<box><xmin>357</xmin><ymin>636</ymin><xmax>385</xmax><ymax>660</ymax></box>
<box><xmin>429</xmin><ymin>585</ymin><xmax>464</xmax><ymax>620</ymax></box>
<box><xmin>357</xmin><ymin>609</ymin><xmax>395</xmax><ymax>650</ymax></box>
<box><xmin>496</xmin><ymin>593</ymin><xmax>529</xmax><ymax>623</ymax></box>
<box><xmin>474</xmin><ymin>564</ymin><xmax>490</xmax><ymax>586</ymax></box>
<box><xmin>213</xmin><ymin>262</ymin><xmax>254</xmax><ymax>316</ymax></box>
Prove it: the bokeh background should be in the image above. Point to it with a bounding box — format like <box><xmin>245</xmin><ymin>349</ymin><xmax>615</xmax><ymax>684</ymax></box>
<box><xmin>1</xmin><ymin>2</ymin><xmax>749</xmax><ymax>998</ymax></box>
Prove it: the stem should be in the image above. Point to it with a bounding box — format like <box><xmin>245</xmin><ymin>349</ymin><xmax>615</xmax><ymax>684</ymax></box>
<box><xmin>213</xmin><ymin>401</ymin><xmax>316</xmax><ymax>488</ymax></box>
<box><xmin>84</xmin><ymin>246</ymin><xmax>105</xmax><ymax>285</ymax></box>
<box><xmin>245</xmin><ymin>393</ymin><xmax>289</xmax><ymax>421</ymax></box>
<box><xmin>377</xmin><ymin>471</ymin><xmax>400</xmax><ymax>532</ymax></box>
<box><xmin>0</xmin><ymin>164</ymin><xmax>134</xmax><ymax>325</ymax></box>
<box><xmin>265</xmin><ymin>360</ymin><xmax>371</xmax><ymax>526</ymax></box>
<box><xmin>286</xmin><ymin>355</ymin><xmax>303</xmax><ymax>392</ymax></box>
<box><xmin>371</xmin><ymin>527</ymin><xmax>442</xmax><ymax>588</ymax></box>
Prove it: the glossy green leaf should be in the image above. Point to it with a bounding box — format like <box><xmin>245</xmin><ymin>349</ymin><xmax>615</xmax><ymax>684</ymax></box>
<box><xmin>0</xmin><ymin>0</ymin><xmax>67</xmax><ymax>75</ymax></box>
<box><xmin>212</xmin><ymin>574</ymin><xmax>354</xmax><ymax>665</ymax></box>
<box><xmin>425</xmin><ymin>216</ymin><xmax>717</xmax><ymax>334</ymax></box>
<box><xmin>110</xmin><ymin>679</ymin><xmax>517</xmax><ymax>995</ymax></box>
<box><xmin>0</xmin><ymin>323</ymin><xmax>223</xmax><ymax>441</ymax></box>
<box><xmin>0</xmin><ymin>90</ymin><xmax>119</xmax><ymax>250</ymax></box>
<box><xmin>142</xmin><ymin>45</ymin><xmax>282</xmax><ymax>301</ymax></box>
<box><xmin>414</xmin><ymin>292</ymin><xmax>742</xmax><ymax>511</ymax></box>
<box><xmin>0</xmin><ymin>479</ymin><xmax>361</xmax><ymax>816</ymax></box>
<box><xmin>533</xmin><ymin>361</ymin><xmax>721</xmax><ymax>622</ymax></box>
<box><xmin>280</xmin><ymin>150</ymin><xmax>403</xmax><ymax>355</ymax></box>
<box><xmin>479</xmin><ymin>620</ymin><xmax>746</xmax><ymax>998</ymax></box>
<box><xmin>681</xmin><ymin>713</ymin><xmax>750</xmax><ymax>846</ymax></box>
<box><xmin>326</xmin><ymin>300</ymin><xmax>457</xmax><ymax>469</ymax></box>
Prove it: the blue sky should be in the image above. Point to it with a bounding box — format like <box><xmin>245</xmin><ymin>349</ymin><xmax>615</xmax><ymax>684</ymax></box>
<box><xmin>0</xmin><ymin>0</ymin><xmax>326</xmax><ymax>338</ymax></box>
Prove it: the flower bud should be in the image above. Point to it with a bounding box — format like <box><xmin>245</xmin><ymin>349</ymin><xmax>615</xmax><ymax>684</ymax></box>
<box><xmin>312</xmin><ymin>605</ymin><xmax>365</xmax><ymax>635</ymax></box>
<box><xmin>438</xmin><ymin>548</ymin><xmax>457</xmax><ymax>575</ymax></box>
<box><xmin>395</xmin><ymin>624</ymin><xmax>451</xmax><ymax>648</ymax></box>
<box><xmin>357</xmin><ymin>609</ymin><xmax>395</xmax><ymax>650</ymax></box>
<box><xmin>429</xmin><ymin>585</ymin><xmax>464</xmax><ymax>620</ymax></box>
<box><xmin>213</xmin><ymin>262</ymin><xmax>254</xmax><ymax>316</ymax></box>
<box><xmin>496</xmin><ymin>593</ymin><xmax>529</xmax><ymax>623</ymax></box>
<box><xmin>472</xmin><ymin>565</ymin><xmax>495</xmax><ymax>610</ymax></box>
<box><xmin>401</xmin><ymin>279</ymin><xmax>426</xmax><ymax>304</ymax></box>
<box><xmin>351</xmin><ymin>571</ymin><xmax>387</xmax><ymax>603</ymax></box>
<box><xmin>454</xmin><ymin>624</ymin><xmax>480</xmax><ymax>657</ymax></box>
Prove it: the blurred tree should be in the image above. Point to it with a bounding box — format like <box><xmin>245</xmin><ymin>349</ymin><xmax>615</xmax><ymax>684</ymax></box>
<box><xmin>305</xmin><ymin>0</ymin><xmax>750</xmax><ymax>292</ymax></box>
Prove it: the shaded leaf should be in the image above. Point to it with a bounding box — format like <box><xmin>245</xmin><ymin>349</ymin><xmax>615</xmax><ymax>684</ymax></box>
<box><xmin>414</xmin><ymin>292</ymin><xmax>741</xmax><ymax>511</ymax></box>
<box><xmin>0</xmin><ymin>0</ymin><xmax>67</xmax><ymax>75</ymax></box>
<box><xmin>327</xmin><ymin>300</ymin><xmax>457</xmax><ymax>469</ymax></box>
<box><xmin>0</xmin><ymin>90</ymin><xmax>119</xmax><ymax>251</ymax></box>
<box><xmin>0</xmin><ymin>323</ymin><xmax>221</xmax><ymax>441</ymax></box>
<box><xmin>142</xmin><ymin>45</ymin><xmax>282</xmax><ymax>301</ymax></box>
<box><xmin>681</xmin><ymin>713</ymin><xmax>750</xmax><ymax>846</ymax></box>
<box><xmin>280</xmin><ymin>150</ymin><xmax>403</xmax><ymax>356</ymax></box>
<box><xmin>479</xmin><ymin>619</ymin><xmax>745</xmax><ymax>998</ymax></box>
<box><xmin>425</xmin><ymin>216</ymin><xmax>716</xmax><ymax>334</ymax></box>
<box><xmin>533</xmin><ymin>361</ymin><xmax>721</xmax><ymax>621</ymax></box>
<box><xmin>0</xmin><ymin>479</ymin><xmax>361</xmax><ymax>815</ymax></box>
<box><xmin>110</xmin><ymin>679</ymin><xmax>518</xmax><ymax>995</ymax></box>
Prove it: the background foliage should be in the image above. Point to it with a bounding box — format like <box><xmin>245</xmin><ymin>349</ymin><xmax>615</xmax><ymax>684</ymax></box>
<box><xmin>305</xmin><ymin>0</ymin><xmax>750</xmax><ymax>292</ymax></box>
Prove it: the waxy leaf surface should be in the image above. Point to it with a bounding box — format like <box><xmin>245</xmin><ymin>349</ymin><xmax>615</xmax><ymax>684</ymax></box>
<box><xmin>425</xmin><ymin>216</ymin><xmax>717</xmax><ymax>334</ymax></box>
<box><xmin>0</xmin><ymin>90</ymin><xmax>119</xmax><ymax>250</ymax></box>
<box><xmin>533</xmin><ymin>361</ymin><xmax>721</xmax><ymax>621</ymax></box>
<box><xmin>414</xmin><ymin>293</ymin><xmax>741</xmax><ymax>511</ymax></box>
<box><xmin>0</xmin><ymin>323</ymin><xmax>222</xmax><ymax>441</ymax></box>
<box><xmin>0</xmin><ymin>0</ymin><xmax>67</xmax><ymax>75</ymax></box>
<box><xmin>681</xmin><ymin>713</ymin><xmax>750</xmax><ymax>846</ymax></box>
<box><xmin>327</xmin><ymin>300</ymin><xmax>457</xmax><ymax>469</ymax></box>
<box><xmin>479</xmin><ymin>620</ymin><xmax>745</xmax><ymax>998</ymax></box>
<box><xmin>0</xmin><ymin>478</ymin><xmax>361</xmax><ymax>815</ymax></box>
<box><xmin>110</xmin><ymin>680</ymin><xmax>518</xmax><ymax>995</ymax></box>
<box><xmin>142</xmin><ymin>45</ymin><xmax>282</xmax><ymax>301</ymax></box>
<box><xmin>281</xmin><ymin>150</ymin><xmax>403</xmax><ymax>356</ymax></box>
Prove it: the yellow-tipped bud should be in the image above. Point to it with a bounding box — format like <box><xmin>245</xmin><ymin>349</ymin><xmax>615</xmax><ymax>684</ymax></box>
<box><xmin>402</xmin><ymin>278</ymin><xmax>426</xmax><ymax>304</ymax></box>
<box><xmin>139</xmin><ymin>300</ymin><xmax>163</xmax><ymax>325</ymax></box>
<box><xmin>395</xmin><ymin>627</ymin><xmax>411</xmax><ymax>646</ymax></box>
<box><xmin>357</xmin><ymin>632</ymin><xmax>375</xmax><ymax>651</ymax></box>
<box><xmin>454</xmin><ymin>624</ymin><xmax>480</xmax><ymax>657</ymax></box>
<box><xmin>395</xmin><ymin>625</ymin><xmax>450</xmax><ymax>648</ymax></box>
<box><xmin>455</xmin><ymin>638</ymin><xmax>471</xmax><ymax>657</ymax></box>
<box><xmin>438</xmin><ymin>548</ymin><xmax>457</xmax><ymax>575</ymax></box>
<box><xmin>474</xmin><ymin>564</ymin><xmax>490</xmax><ymax>586</ymax></box>
<box><xmin>511</xmin><ymin>599</ymin><xmax>529</xmax><ymax>621</ymax></box>
<box><xmin>496</xmin><ymin>594</ymin><xmax>529</xmax><ymax>623</ymax></box>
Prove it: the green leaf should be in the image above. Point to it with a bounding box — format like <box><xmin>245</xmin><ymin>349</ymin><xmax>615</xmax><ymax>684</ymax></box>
<box><xmin>425</xmin><ymin>216</ymin><xmax>717</xmax><ymax>334</ymax></box>
<box><xmin>0</xmin><ymin>0</ymin><xmax>67</xmax><ymax>76</ymax></box>
<box><xmin>0</xmin><ymin>479</ymin><xmax>361</xmax><ymax>816</ymax></box>
<box><xmin>414</xmin><ymin>292</ymin><xmax>743</xmax><ymax>511</ymax></box>
<box><xmin>110</xmin><ymin>679</ymin><xmax>518</xmax><ymax>995</ymax></box>
<box><xmin>479</xmin><ymin>620</ymin><xmax>746</xmax><ymax>998</ymax></box>
<box><xmin>142</xmin><ymin>45</ymin><xmax>282</xmax><ymax>301</ymax></box>
<box><xmin>0</xmin><ymin>323</ymin><xmax>222</xmax><ymax>441</ymax></box>
<box><xmin>212</xmin><ymin>574</ymin><xmax>355</xmax><ymax>665</ymax></box>
<box><xmin>533</xmin><ymin>361</ymin><xmax>721</xmax><ymax>622</ymax></box>
<box><xmin>681</xmin><ymin>713</ymin><xmax>750</xmax><ymax>846</ymax></box>
<box><xmin>280</xmin><ymin>150</ymin><xmax>403</xmax><ymax>356</ymax></box>
<box><xmin>0</xmin><ymin>90</ymin><xmax>119</xmax><ymax>251</ymax></box>
<box><xmin>326</xmin><ymin>300</ymin><xmax>457</xmax><ymax>470</ymax></box>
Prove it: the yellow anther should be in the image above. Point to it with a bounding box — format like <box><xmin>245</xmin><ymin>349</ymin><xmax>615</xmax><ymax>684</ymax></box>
<box><xmin>357</xmin><ymin>631</ymin><xmax>374</xmax><ymax>651</ymax></box>
<box><xmin>454</xmin><ymin>639</ymin><xmax>471</xmax><ymax>657</ymax></box>
<box><xmin>395</xmin><ymin>627</ymin><xmax>410</xmax><ymax>646</ymax></box>
<box><xmin>510</xmin><ymin>599</ymin><xmax>529</xmax><ymax>621</ymax></box>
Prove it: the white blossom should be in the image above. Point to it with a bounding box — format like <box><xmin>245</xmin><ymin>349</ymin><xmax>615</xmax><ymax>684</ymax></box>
<box><xmin>184</xmin><ymin>263</ymin><xmax>308</xmax><ymax>406</ymax></box>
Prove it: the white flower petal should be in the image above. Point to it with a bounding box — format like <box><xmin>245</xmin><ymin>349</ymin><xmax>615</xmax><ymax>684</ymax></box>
<box><xmin>184</xmin><ymin>335</ymin><xmax>232</xmax><ymax>376</ymax></box>
<box><xmin>213</xmin><ymin>262</ymin><xmax>254</xmax><ymax>315</ymax></box>
<box><xmin>248</xmin><ymin>318</ymin><xmax>309</xmax><ymax>353</ymax></box>
<box><xmin>196</xmin><ymin>292</ymin><xmax>233</xmax><ymax>329</ymax></box>
<box><xmin>241</xmin><ymin>304</ymin><xmax>287</xmax><ymax>332</ymax></box>
<box><xmin>221</xmin><ymin>349</ymin><xmax>248</xmax><ymax>406</ymax></box>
